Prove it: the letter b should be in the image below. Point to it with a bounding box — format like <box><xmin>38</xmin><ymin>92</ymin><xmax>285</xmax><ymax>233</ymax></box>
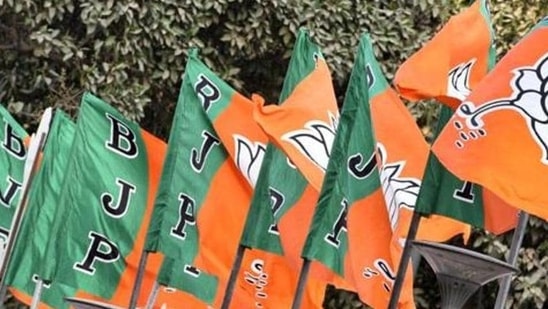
<box><xmin>2</xmin><ymin>124</ymin><xmax>26</xmax><ymax>160</ymax></box>
<box><xmin>105</xmin><ymin>113</ymin><xmax>138</xmax><ymax>158</ymax></box>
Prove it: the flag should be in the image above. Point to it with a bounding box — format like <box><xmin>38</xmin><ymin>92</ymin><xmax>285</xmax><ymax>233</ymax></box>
<box><xmin>416</xmin><ymin>107</ymin><xmax>518</xmax><ymax>233</ymax></box>
<box><xmin>0</xmin><ymin>104</ymin><xmax>28</xmax><ymax>240</ymax></box>
<box><xmin>432</xmin><ymin>17</ymin><xmax>548</xmax><ymax>221</ymax></box>
<box><xmin>394</xmin><ymin>0</ymin><xmax>518</xmax><ymax>234</ymax></box>
<box><xmin>253</xmin><ymin>37</ymin><xmax>339</xmax><ymax>192</ymax></box>
<box><xmin>303</xmin><ymin>34</ymin><xmax>414</xmax><ymax>309</ymax></box>
<box><xmin>366</xmin><ymin>41</ymin><xmax>471</xmax><ymax>245</ymax></box>
<box><xmin>36</xmin><ymin>92</ymin><xmax>166</xmax><ymax>307</ymax></box>
<box><xmin>240</xmin><ymin>29</ymin><xmax>350</xmax><ymax>288</ymax></box>
<box><xmin>5</xmin><ymin>110</ymin><xmax>77</xmax><ymax>309</ymax></box>
<box><xmin>157</xmin><ymin>259</ymin><xmax>218</xmax><ymax>305</ymax></box>
<box><xmin>394</xmin><ymin>0</ymin><xmax>495</xmax><ymax>109</ymax></box>
<box><xmin>188</xmin><ymin>48</ymin><xmax>327</xmax><ymax>308</ymax></box>
<box><xmin>146</xmin><ymin>49</ymin><xmax>324</xmax><ymax>308</ymax></box>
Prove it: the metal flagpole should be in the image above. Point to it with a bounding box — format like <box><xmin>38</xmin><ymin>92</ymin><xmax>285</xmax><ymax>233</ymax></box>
<box><xmin>388</xmin><ymin>211</ymin><xmax>421</xmax><ymax>309</ymax></box>
<box><xmin>220</xmin><ymin>244</ymin><xmax>247</xmax><ymax>309</ymax></box>
<box><xmin>145</xmin><ymin>281</ymin><xmax>161</xmax><ymax>309</ymax></box>
<box><xmin>129</xmin><ymin>250</ymin><xmax>149</xmax><ymax>309</ymax></box>
<box><xmin>494</xmin><ymin>211</ymin><xmax>529</xmax><ymax>309</ymax></box>
<box><xmin>411</xmin><ymin>249</ymin><xmax>422</xmax><ymax>276</ymax></box>
<box><xmin>29</xmin><ymin>279</ymin><xmax>44</xmax><ymax>309</ymax></box>
<box><xmin>0</xmin><ymin>108</ymin><xmax>53</xmax><ymax>302</ymax></box>
<box><xmin>290</xmin><ymin>258</ymin><xmax>311</xmax><ymax>309</ymax></box>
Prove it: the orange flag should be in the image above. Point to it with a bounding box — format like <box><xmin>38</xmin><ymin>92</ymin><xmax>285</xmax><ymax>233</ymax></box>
<box><xmin>253</xmin><ymin>58</ymin><xmax>339</xmax><ymax>192</ymax></box>
<box><xmin>433</xmin><ymin>18</ymin><xmax>548</xmax><ymax>221</ymax></box>
<box><xmin>394</xmin><ymin>0</ymin><xmax>494</xmax><ymax>109</ymax></box>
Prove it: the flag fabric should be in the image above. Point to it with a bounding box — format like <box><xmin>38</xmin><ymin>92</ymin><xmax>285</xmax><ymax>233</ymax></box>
<box><xmin>366</xmin><ymin>44</ymin><xmax>471</xmax><ymax>245</ymax></box>
<box><xmin>394</xmin><ymin>0</ymin><xmax>517</xmax><ymax>234</ymax></box>
<box><xmin>302</xmin><ymin>34</ymin><xmax>414</xmax><ymax>309</ymax></box>
<box><xmin>433</xmin><ymin>17</ymin><xmax>548</xmax><ymax>221</ymax></box>
<box><xmin>416</xmin><ymin>107</ymin><xmax>518</xmax><ymax>233</ymax></box>
<box><xmin>240</xmin><ymin>29</ymin><xmax>350</xmax><ymax>289</ymax></box>
<box><xmin>146</xmin><ymin>49</ymin><xmax>325</xmax><ymax>308</ymax></box>
<box><xmin>253</xmin><ymin>41</ymin><xmax>339</xmax><ymax>192</ymax></box>
<box><xmin>394</xmin><ymin>0</ymin><xmax>495</xmax><ymax>109</ymax></box>
<box><xmin>5</xmin><ymin>110</ymin><xmax>77</xmax><ymax>309</ymax></box>
<box><xmin>0</xmin><ymin>104</ymin><xmax>28</xmax><ymax>241</ymax></box>
<box><xmin>34</xmin><ymin>92</ymin><xmax>166</xmax><ymax>307</ymax></box>
<box><xmin>157</xmin><ymin>259</ymin><xmax>219</xmax><ymax>305</ymax></box>
<box><xmin>188</xmin><ymin>47</ymin><xmax>327</xmax><ymax>308</ymax></box>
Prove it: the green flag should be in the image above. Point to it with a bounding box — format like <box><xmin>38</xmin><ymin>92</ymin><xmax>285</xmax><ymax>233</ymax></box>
<box><xmin>5</xmin><ymin>110</ymin><xmax>77</xmax><ymax>309</ymax></box>
<box><xmin>39</xmin><ymin>92</ymin><xmax>166</xmax><ymax>306</ymax></box>
<box><xmin>0</xmin><ymin>104</ymin><xmax>28</xmax><ymax>241</ymax></box>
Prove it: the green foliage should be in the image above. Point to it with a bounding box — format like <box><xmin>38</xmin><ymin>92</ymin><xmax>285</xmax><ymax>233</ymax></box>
<box><xmin>0</xmin><ymin>0</ymin><xmax>456</xmax><ymax>135</ymax></box>
<box><xmin>0</xmin><ymin>0</ymin><xmax>546</xmax><ymax>308</ymax></box>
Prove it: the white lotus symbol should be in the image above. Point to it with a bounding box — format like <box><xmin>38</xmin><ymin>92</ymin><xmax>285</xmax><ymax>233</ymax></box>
<box><xmin>455</xmin><ymin>53</ymin><xmax>548</xmax><ymax>164</ymax></box>
<box><xmin>282</xmin><ymin>112</ymin><xmax>339</xmax><ymax>171</ymax></box>
<box><xmin>447</xmin><ymin>59</ymin><xmax>475</xmax><ymax>101</ymax></box>
<box><xmin>377</xmin><ymin>143</ymin><xmax>421</xmax><ymax>232</ymax></box>
<box><xmin>234</xmin><ymin>134</ymin><xmax>266</xmax><ymax>187</ymax></box>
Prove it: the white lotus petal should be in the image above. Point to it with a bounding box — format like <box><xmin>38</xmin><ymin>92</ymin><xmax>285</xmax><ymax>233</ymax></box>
<box><xmin>538</xmin><ymin>53</ymin><xmax>548</xmax><ymax>80</ymax></box>
<box><xmin>516</xmin><ymin>69</ymin><xmax>542</xmax><ymax>92</ymax></box>
<box><xmin>514</xmin><ymin>91</ymin><xmax>547</xmax><ymax>122</ymax></box>
<box><xmin>234</xmin><ymin>134</ymin><xmax>266</xmax><ymax>188</ymax></box>
<box><xmin>530</xmin><ymin>121</ymin><xmax>548</xmax><ymax>164</ymax></box>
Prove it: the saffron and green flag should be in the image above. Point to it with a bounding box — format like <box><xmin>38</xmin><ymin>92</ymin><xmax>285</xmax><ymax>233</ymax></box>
<box><xmin>302</xmin><ymin>34</ymin><xmax>414</xmax><ymax>309</ymax></box>
<box><xmin>184</xmin><ymin>47</ymin><xmax>327</xmax><ymax>307</ymax></box>
<box><xmin>5</xmin><ymin>110</ymin><xmax>77</xmax><ymax>309</ymax></box>
<box><xmin>366</xmin><ymin>39</ymin><xmax>471</xmax><ymax>247</ymax></box>
<box><xmin>394</xmin><ymin>0</ymin><xmax>495</xmax><ymax>109</ymax></box>
<box><xmin>394</xmin><ymin>0</ymin><xmax>518</xmax><ymax>233</ymax></box>
<box><xmin>0</xmin><ymin>104</ymin><xmax>28</xmax><ymax>241</ymax></box>
<box><xmin>433</xmin><ymin>17</ymin><xmax>548</xmax><ymax>221</ymax></box>
<box><xmin>38</xmin><ymin>93</ymin><xmax>166</xmax><ymax>307</ymax></box>
<box><xmin>240</xmin><ymin>29</ymin><xmax>321</xmax><ymax>257</ymax></box>
<box><xmin>145</xmin><ymin>50</ymin><xmax>325</xmax><ymax>307</ymax></box>
<box><xmin>241</xmin><ymin>29</ymin><xmax>349</xmax><ymax>289</ymax></box>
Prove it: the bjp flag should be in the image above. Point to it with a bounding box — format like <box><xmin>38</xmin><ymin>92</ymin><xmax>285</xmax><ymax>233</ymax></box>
<box><xmin>433</xmin><ymin>17</ymin><xmax>548</xmax><ymax>221</ymax></box>
<box><xmin>394</xmin><ymin>0</ymin><xmax>495</xmax><ymax>109</ymax></box>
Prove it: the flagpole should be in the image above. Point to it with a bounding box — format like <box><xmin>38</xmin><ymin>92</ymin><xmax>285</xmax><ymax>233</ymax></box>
<box><xmin>0</xmin><ymin>108</ymin><xmax>52</xmax><ymax>299</ymax></box>
<box><xmin>129</xmin><ymin>249</ymin><xmax>149</xmax><ymax>309</ymax></box>
<box><xmin>144</xmin><ymin>281</ymin><xmax>161</xmax><ymax>309</ymax></box>
<box><xmin>388</xmin><ymin>211</ymin><xmax>421</xmax><ymax>309</ymax></box>
<box><xmin>493</xmin><ymin>211</ymin><xmax>529</xmax><ymax>309</ymax></box>
<box><xmin>0</xmin><ymin>131</ymin><xmax>46</xmax><ymax>306</ymax></box>
<box><xmin>220</xmin><ymin>244</ymin><xmax>247</xmax><ymax>309</ymax></box>
<box><xmin>29</xmin><ymin>279</ymin><xmax>44</xmax><ymax>309</ymax></box>
<box><xmin>290</xmin><ymin>258</ymin><xmax>311</xmax><ymax>309</ymax></box>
